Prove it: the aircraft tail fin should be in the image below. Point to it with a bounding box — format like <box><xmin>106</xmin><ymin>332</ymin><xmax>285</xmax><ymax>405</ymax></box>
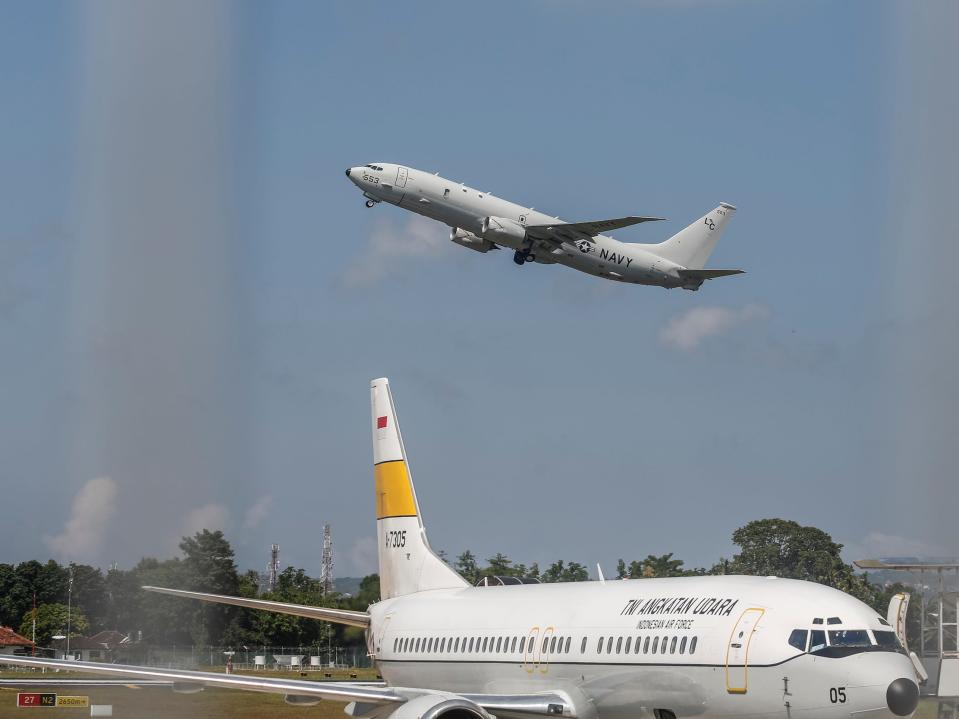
<box><xmin>371</xmin><ymin>378</ymin><xmax>468</xmax><ymax>599</ymax></box>
<box><xmin>648</xmin><ymin>203</ymin><xmax>737</xmax><ymax>269</ymax></box>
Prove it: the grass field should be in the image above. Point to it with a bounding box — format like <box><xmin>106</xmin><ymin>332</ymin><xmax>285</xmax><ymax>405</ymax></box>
<box><xmin>0</xmin><ymin>671</ymin><xmax>945</xmax><ymax>718</ymax></box>
<box><xmin>0</xmin><ymin>668</ymin><xmax>380</xmax><ymax>718</ymax></box>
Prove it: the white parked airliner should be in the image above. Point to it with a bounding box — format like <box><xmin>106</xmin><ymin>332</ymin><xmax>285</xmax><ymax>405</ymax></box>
<box><xmin>1</xmin><ymin>379</ymin><xmax>920</xmax><ymax>719</ymax></box>
<box><xmin>345</xmin><ymin>164</ymin><xmax>743</xmax><ymax>290</ymax></box>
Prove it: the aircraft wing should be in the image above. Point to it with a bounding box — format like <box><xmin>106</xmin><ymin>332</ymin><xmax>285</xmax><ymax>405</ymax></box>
<box><xmin>142</xmin><ymin>586</ymin><xmax>370</xmax><ymax>628</ymax></box>
<box><xmin>676</xmin><ymin>268</ymin><xmax>744</xmax><ymax>280</ymax></box>
<box><xmin>0</xmin><ymin>656</ymin><xmax>576</xmax><ymax>717</ymax></box>
<box><xmin>526</xmin><ymin>216</ymin><xmax>664</xmax><ymax>244</ymax></box>
<box><xmin>0</xmin><ymin>655</ymin><xmax>401</xmax><ymax>704</ymax></box>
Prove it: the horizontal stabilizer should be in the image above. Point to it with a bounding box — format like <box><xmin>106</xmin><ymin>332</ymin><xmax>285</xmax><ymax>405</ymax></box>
<box><xmin>142</xmin><ymin>586</ymin><xmax>370</xmax><ymax>627</ymax></box>
<box><xmin>527</xmin><ymin>216</ymin><xmax>664</xmax><ymax>243</ymax></box>
<box><xmin>677</xmin><ymin>268</ymin><xmax>744</xmax><ymax>280</ymax></box>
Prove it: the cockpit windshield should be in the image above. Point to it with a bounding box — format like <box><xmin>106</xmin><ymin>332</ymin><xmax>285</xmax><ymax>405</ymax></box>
<box><xmin>788</xmin><ymin>626</ymin><xmax>906</xmax><ymax>657</ymax></box>
<box><xmin>828</xmin><ymin>630</ymin><xmax>871</xmax><ymax>647</ymax></box>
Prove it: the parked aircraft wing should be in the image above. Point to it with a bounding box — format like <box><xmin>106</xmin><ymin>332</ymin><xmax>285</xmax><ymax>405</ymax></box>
<box><xmin>526</xmin><ymin>216</ymin><xmax>664</xmax><ymax>243</ymax></box>
<box><xmin>0</xmin><ymin>656</ymin><xmax>578</xmax><ymax>717</ymax></box>
<box><xmin>142</xmin><ymin>586</ymin><xmax>370</xmax><ymax>628</ymax></box>
<box><xmin>0</xmin><ymin>655</ymin><xmax>401</xmax><ymax>704</ymax></box>
<box><xmin>676</xmin><ymin>268</ymin><xmax>745</xmax><ymax>280</ymax></box>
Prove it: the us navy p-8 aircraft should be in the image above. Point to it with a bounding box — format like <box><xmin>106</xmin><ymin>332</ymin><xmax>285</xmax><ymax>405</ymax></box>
<box><xmin>1</xmin><ymin>379</ymin><xmax>920</xmax><ymax>719</ymax></box>
<box><xmin>345</xmin><ymin>164</ymin><xmax>743</xmax><ymax>290</ymax></box>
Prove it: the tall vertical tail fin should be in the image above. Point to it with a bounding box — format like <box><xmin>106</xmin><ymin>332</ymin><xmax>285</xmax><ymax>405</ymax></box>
<box><xmin>648</xmin><ymin>203</ymin><xmax>737</xmax><ymax>269</ymax></box>
<box><xmin>371</xmin><ymin>378</ymin><xmax>467</xmax><ymax>600</ymax></box>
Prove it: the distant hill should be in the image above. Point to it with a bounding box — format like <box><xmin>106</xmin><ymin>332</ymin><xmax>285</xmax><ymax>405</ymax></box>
<box><xmin>334</xmin><ymin>577</ymin><xmax>364</xmax><ymax>596</ymax></box>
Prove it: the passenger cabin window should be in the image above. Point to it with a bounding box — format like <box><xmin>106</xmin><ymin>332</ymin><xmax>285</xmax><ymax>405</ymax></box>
<box><xmin>643</xmin><ymin>637</ymin><xmax>651</xmax><ymax>653</ymax></box>
<box><xmin>581</xmin><ymin>637</ymin><xmax>587</xmax><ymax>653</ymax></box>
<box><xmin>616</xmin><ymin>637</ymin><xmax>622</xmax><ymax>654</ymax></box>
<box><xmin>607</xmin><ymin>637</ymin><xmax>614</xmax><ymax>654</ymax></box>
<box><xmin>788</xmin><ymin>629</ymin><xmax>808</xmax><ymax>651</ymax></box>
<box><xmin>689</xmin><ymin>636</ymin><xmax>697</xmax><ymax>654</ymax></box>
<box><xmin>670</xmin><ymin>637</ymin><xmax>677</xmax><ymax>654</ymax></box>
<box><xmin>565</xmin><ymin>637</ymin><xmax>571</xmax><ymax>653</ymax></box>
<box><xmin>597</xmin><ymin>637</ymin><xmax>604</xmax><ymax>653</ymax></box>
<box><xmin>518</xmin><ymin>637</ymin><xmax>525</xmax><ymax>653</ymax></box>
<box><xmin>625</xmin><ymin>637</ymin><xmax>632</xmax><ymax>653</ymax></box>
<box><xmin>652</xmin><ymin>637</ymin><xmax>659</xmax><ymax>653</ymax></box>
<box><xmin>680</xmin><ymin>637</ymin><xmax>687</xmax><ymax>654</ymax></box>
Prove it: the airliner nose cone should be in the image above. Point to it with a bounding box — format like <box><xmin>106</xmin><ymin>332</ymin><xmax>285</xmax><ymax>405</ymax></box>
<box><xmin>886</xmin><ymin>677</ymin><xmax>919</xmax><ymax>716</ymax></box>
<box><xmin>345</xmin><ymin>168</ymin><xmax>351</xmax><ymax>177</ymax></box>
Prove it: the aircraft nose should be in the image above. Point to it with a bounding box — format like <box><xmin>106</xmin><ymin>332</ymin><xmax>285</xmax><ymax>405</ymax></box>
<box><xmin>886</xmin><ymin>677</ymin><xmax>919</xmax><ymax>716</ymax></box>
<box><xmin>345</xmin><ymin>167</ymin><xmax>351</xmax><ymax>177</ymax></box>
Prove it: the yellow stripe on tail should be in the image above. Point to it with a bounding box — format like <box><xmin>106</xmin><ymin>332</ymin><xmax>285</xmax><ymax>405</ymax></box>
<box><xmin>374</xmin><ymin>460</ymin><xmax>417</xmax><ymax>519</ymax></box>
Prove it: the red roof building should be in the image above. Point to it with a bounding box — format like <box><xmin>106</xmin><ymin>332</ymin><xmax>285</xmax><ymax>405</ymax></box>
<box><xmin>0</xmin><ymin>626</ymin><xmax>34</xmax><ymax>655</ymax></box>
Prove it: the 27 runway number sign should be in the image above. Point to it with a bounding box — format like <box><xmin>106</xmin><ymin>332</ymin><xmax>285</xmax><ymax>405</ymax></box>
<box><xmin>17</xmin><ymin>693</ymin><xmax>89</xmax><ymax>708</ymax></box>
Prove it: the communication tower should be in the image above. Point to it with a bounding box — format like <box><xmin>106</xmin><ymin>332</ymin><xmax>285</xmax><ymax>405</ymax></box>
<box><xmin>268</xmin><ymin>543</ymin><xmax>280</xmax><ymax>592</ymax></box>
<box><xmin>321</xmin><ymin>524</ymin><xmax>334</xmax><ymax>595</ymax></box>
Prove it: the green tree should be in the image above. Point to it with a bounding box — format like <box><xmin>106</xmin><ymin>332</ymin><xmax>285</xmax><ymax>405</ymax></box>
<box><xmin>486</xmin><ymin>553</ymin><xmax>515</xmax><ymax>577</ymax></box>
<box><xmin>455</xmin><ymin>551</ymin><xmax>479</xmax><ymax>584</ymax></box>
<box><xmin>178</xmin><ymin>530</ymin><xmax>241</xmax><ymax>645</ymax></box>
<box><xmin>728</xmin><ymin>519</ymin><xmax>874</xmax><ymax>603</ymax></box>
<box><xmin>641</xmin><ymin>553</ymin><xmax>686</xmax><ymax>578</ymax></box>
<box><xmin>20</xmin><ymin>603</ymin><xmax>89</xmax><ymax>648</ymax></box>
<box><xmin>540</xmin><ymin>560</ymin><xmax>589</xmax><ymax>583</ymax></box>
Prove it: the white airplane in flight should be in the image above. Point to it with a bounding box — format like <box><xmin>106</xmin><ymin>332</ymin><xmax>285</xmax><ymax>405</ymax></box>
<box><xmin>1</xmin><ymin>379</ymin><xmax>920</xmax><ymax>719</ymax></box>
<box><xmin>345</xmin><ymin>164</ymin><xmax>743</xmax><ymax>290</ymax></box>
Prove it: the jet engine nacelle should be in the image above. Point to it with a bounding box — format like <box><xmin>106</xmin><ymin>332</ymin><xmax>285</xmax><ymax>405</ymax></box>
<box><xmin>481</xmin><ymin>216</ymin><xmax>526</xmax><ymax>246</ymax></box>
<box><xmin>450</xmin><ymin>228</ymin><xmax>495</xmax><ymax>253</ymax></box>
<box><xmin>384</xmin><ymin>694</ymin><xmax>490</xmax><ymax>719</ymax></box>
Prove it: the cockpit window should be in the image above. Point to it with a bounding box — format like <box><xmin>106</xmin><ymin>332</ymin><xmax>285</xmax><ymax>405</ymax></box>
<box><xmin>828</xmin><ymin>630</ymin><xmax>871</xmax><ymax>647</ymax></box>
<box><xmin>827</xmin><ymin>617</ymin><xmax>842</xmax><ymax>625</ymax></box>
<box><xmin>788</xmin><ymin>629</ymin><xmax>808</xmax><ymax>651</ymax></box>
<box><xmin>812</xmin><ymin>618</ymin><xmax>824</xmax><ymax>625</ymax></box>
<box><xmin>874</xmin><ymin>631</ymin><xmax>905</xmax><ymax>652</ymax></box>
<box><xmin>809</xmin><ymin>629</ymin><xmax>827</xmax><ymax>653</ymax></box>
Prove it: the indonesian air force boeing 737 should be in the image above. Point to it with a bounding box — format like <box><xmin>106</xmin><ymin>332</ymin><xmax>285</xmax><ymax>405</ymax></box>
<box><xmin>345</xmin><ymin>164</ymin><xmax>743</xmax><ymax>290</ymax></box>
<box><xmin>1</xmin><ymin>379</ymin><xmax>920</xmax><ymax>719</ymax></box>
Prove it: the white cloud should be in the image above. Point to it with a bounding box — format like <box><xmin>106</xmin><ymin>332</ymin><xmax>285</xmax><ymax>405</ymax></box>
<box><xmin>344</xmin><ymin>215</ymin><xmax>449</xmax><ymax>287</ymax></box>
<box><xmin>182</xmin><ymin>503</ymin><xmax>229</xmax><ymax>535</ymax></box>
<box><xmin>243</xmin><ymin>495</ymin><xmax>272</xmax><ymax>529</ymax></box>
<box><xmin>44</xmin><ymin>477</ymin><xmax>118</xmax><ymax>561</ymax></box>
<box><xmin>349</xmin><ymin>536</ymin><xmax>378</xmax><ymax>576</ymax></box>
<box><xmin>659</xmin><ymin>304</ymin><xmax>769</xmax><ymax>351</ymax></box>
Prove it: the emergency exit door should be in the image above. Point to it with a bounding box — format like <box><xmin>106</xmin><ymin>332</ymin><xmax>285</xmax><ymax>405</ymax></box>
<box><xmin>725</xmin><ymin>608</ymin><xmax>764</xmax><ymax>694</ymax></box>
<box><xmin>395</xmin><ymin>166</ymin><xmax>408</xmax><ymax>188</ymax></box>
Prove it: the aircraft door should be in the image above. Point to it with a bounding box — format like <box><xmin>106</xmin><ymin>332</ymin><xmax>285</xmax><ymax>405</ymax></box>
<box><xmin>395</xmin><ymin>166</ymin><xmax>408</xmax><ymax>188</ymax></box>
<box><xmin>725</xmin><ymin>608</ymin><xmax>764</xmax><ymax>694</ymax></box>
<box><xmin>523</xmin><ymin>627</ymin><xmax>540</xmax><ymax>674</ymax></box>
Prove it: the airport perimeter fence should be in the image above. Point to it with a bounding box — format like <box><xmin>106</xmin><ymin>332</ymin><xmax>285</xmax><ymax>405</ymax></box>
<box><xmin>16</xmin><ymin>646</ymin><xmax>374</xmax><ymax>672</ymax></box>
<box><xmin>141</xmin><ymin>645</ymin><xmax>375</xmax><ymax>670</ymax></box>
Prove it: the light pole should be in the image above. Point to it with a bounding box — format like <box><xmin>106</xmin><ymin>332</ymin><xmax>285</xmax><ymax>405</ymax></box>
<box><xmin>65</xmin><ymin>567</ymin><xmax>74</xmax><ymax>660</ymax></box>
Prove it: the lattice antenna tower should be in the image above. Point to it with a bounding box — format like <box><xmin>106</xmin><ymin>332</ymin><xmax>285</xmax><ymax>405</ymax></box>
<box><xmin>268</xmin><ymin>543</ymin><xmax>280</xmax><ymax>592</ymax></box>
<box><xmin>321</xmin><ymin>524</ymin><xmax>334</xmax><ymax>595</ymax></box>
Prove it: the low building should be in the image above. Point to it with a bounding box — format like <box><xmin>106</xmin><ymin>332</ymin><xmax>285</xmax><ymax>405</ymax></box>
<box><xmin>69</xmin><ymin>631</ymin><xmax>131</xmax><ymax>662</ymax></box>
<box><xmin>0</xmin><ymin>627</ymin><xmax>34</xmax><ymax>655</ymax></box>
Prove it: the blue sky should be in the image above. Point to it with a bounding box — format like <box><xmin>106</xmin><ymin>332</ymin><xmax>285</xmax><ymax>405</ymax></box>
<box><xmin>1</xmin><ymin>1</ymin><xmax>954</xmax><ymax>579</ymax></box>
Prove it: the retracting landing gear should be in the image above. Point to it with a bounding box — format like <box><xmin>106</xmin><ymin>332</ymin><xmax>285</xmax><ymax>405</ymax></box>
<box><xmin>513</xmin><ymin>249</ymin><xmax>536</xmax><ymax>266</ymax></box>
<box><xmin>365</xmin><ymin>200</ymin><xmax>377</xmax><ymax>208</ymax></box>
